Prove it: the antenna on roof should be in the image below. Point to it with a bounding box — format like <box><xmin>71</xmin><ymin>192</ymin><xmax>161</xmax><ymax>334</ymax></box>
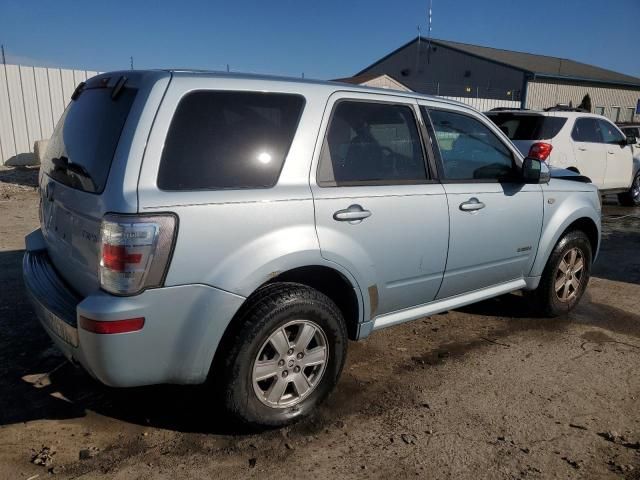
<box><xmin>427</xmin><ymin>0</ymin><xmax>433</xmax><ymax>64</ymax></box>
<box><xmin>130</xmin><ymin>56</ymin><xmax>134</xmax><ymax>70</ymax></box>
<box><xmin>1</xmin><ymin>45</ymin><xmax>5</xmax><ymax>65</ymax></box>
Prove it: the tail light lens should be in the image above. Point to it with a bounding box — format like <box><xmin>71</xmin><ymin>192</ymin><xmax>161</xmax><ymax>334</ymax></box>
<box><xmin>528</xmin><ymin>142</ymin><xmax>553</xmax><ymax>162</ymax></box>
<box><xmin>99</xmin><ymin>214</ymin><xmax>177</xmax><ymax>295</ymax></box>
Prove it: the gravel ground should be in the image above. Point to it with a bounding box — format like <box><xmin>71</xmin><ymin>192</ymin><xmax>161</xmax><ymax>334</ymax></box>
<box><xmin>0</xmin><ymin>167</ymin><xmax>639</xmax><ymax>479</ymax></box>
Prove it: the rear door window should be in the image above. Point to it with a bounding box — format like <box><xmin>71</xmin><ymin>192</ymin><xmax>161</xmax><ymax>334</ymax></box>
<box><xmin>571</xmin><ymin>118</ymin><xmax>602</xmax><ymax>143</ymax></box>
<box><xmin>42</xmin><ymin>82</ymin><xmax>137</xmax><ymax>193</ymax></box>
<box><xmin>317</xmin><ymin>101</ymin><xmax>427</xmax><ymax>186</ymax></box>
<box><xmin>487</xmin><ymin>113</ymin><xmax>566</xmax><ymax>140</ymax></box>
<box><xmin>157</xmin><ymin>91</ymin><xmax>304</xmax><ymax>190</ymax></box>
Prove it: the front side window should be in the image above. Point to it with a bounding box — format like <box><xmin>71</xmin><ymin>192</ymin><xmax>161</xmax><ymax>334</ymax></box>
<box><xmin>317</xmin><ymin>101</ymin><xmax>427</xmax><ymax>186</ymax></box>
<box><xmin>158</xmin><ymin>91</ymin><xmax>304</xmax><ymax>190</ymax></box>
<box><xmin>598</xmin><ymin>119</ymin><xmax>625</xmax><ymax>144</ymax></box>
<box><xmin>571</xmin><ymin>118</ymin><xmax>602</xmax><ymax>143</ymax></box>
<box><xmin>427</xmin><ymin>108</ymin><xmax>514</xmax><ymax>181</ymax></box>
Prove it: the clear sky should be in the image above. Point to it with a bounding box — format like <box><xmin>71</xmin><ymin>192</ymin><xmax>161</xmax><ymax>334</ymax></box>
<box><xmin>1</xmin><ymin>0</ymin><xmax>638</xmax><ymax>80</ymax></box>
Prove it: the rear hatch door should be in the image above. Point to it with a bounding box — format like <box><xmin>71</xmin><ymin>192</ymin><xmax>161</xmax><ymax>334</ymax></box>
<box><xmin>39</xmin><ymin>72</ymin><xmax>165</xmax><ymax>297</ymax></box>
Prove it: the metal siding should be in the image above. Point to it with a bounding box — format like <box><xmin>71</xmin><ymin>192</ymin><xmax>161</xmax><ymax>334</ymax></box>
<box><xmin>47</xmin><ymin>68</ymin><xmax>65</xmax><ymax>130</ymax></box>
<box><xmin>60</xmin><ymin>69</ymin><xmax>76</xmax><ymax>103</ymax></box>
<box><xmin>441</xmin><ymin>97</ymin><xmax>520</xmax><ymax>112</ymax></box>
<box><xmin>20</xmin><ymin>65</ymin><xmax>43</xmax><ymax>146</ymax></box>
<box><xmin>526</xmin><ymin>80</ymin><xmax>640</xmax><ymax>122</ymax></box>
<box><xmin>5</xmin><ymin>65</ymin><xmax>30</xmax><ymax>159</ymax></box>
<box><xmin>0</xmin><ymin>64</ymin><xmax>103</xmax><ymax>165</ymax></box>
<box><xmin>34</xmin><ymin>67</ymin><xmax>54</xmax><ymax>139</ymax></box>
<box><xmin>0</xmin><ymin>65</ymin><xmax>17</xmax><ymax>163</ymax></box>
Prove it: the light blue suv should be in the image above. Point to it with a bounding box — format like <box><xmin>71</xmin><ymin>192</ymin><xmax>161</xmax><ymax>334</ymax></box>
<box><xmin>24</xmin><ymin>70</ymin><xmax>601</xmax><ymax>427</ymax></box>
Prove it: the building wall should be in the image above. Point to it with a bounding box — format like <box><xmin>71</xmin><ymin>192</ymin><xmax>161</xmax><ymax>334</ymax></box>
<box><xmin>0</xmin><ymin>64</ymin><xmax>100</xmax><ymax>165</ymax></box>
<box><xmin>360</xmin><ymin>40</ymin><xmax>526</xmax><ymax>100</ymax></box>
<box><xmin>525</xmin><ymin>79</ymin><xmax>640</xmax><ymax>123</ymax></box>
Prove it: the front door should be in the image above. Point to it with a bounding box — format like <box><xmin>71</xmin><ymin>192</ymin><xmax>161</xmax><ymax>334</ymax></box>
<box><xmin>311</xmin><ymin>93</ymin><xmax>449</xmax><ymax>317</ymax></box>
<box><xmin>421</xmin><ymin>105</ymin><xmax>544</xmax><ymax>299</ymax></box>
<box><xmin>571</xmin><ymin>117</ymin><xmax>607</xmax><ymax>187</ymax></box>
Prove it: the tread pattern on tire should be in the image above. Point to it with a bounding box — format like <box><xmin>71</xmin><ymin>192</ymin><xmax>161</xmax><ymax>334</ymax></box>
<box><xmin>213</xmin><ymin>282</ymin><xmax>347</xmax><ymax>428</ymax></box>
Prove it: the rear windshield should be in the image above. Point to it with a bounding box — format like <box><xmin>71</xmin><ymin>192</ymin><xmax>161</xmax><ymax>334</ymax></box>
<box><xmin>157</xmin><ymin>91</ymin><xmax>304</xmax><ymax>191</ymax></box>
<box><xmin>42</xmin><ymin>85</ymin><xmax>137</xmax><ymax>193</ymax></box>
<box><xmin>487</xmin><ymin>113</ymin><xmax>567</xmax><ymax>140</ymax></box>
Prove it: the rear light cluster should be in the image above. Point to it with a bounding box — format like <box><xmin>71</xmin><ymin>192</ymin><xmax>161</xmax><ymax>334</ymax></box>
<box><xmin>99</xmin><ymin>214</ymin><xmax>177</xmax><ymax>295</ymax></box>
<box><xmin>528</xmin><ymin>142</ymin><xmax>553</xmax><ymax>162</ymax></box>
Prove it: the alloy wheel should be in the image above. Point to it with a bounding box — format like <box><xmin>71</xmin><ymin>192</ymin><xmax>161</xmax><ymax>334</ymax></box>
<box><xmin>252</xmin><ymin>320</ymin><xmax>328</xmax><ymax>408</ymax></box>
<box><xmin>554</xmin><ymin>247</ymin><xmax>585</xmax><ymax>302</ymax></box>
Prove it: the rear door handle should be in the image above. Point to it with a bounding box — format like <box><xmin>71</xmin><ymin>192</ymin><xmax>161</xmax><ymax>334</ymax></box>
<box><xmin>459</xmin><ymin>197</ymin><xmax>485</xmax><ymax>212</ymax></box>
<box><xmin>578</xmin><ymin>146</ymin><xmax>588</xmax><ymax>151</ymax></box>
<box><xmin>333</xmin><ymin>204</ymin><xmax>372</xmax><ymax>223</ymax></box>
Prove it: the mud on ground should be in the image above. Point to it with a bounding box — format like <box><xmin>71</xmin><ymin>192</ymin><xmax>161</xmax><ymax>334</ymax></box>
<box><xmin>0</xmin><ymin>167</ymin><xmax>639</xmax><ymax>479</ymax></box>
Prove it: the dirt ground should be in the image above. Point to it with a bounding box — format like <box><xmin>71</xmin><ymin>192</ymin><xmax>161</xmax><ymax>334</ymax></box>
<box><xmin>0</xmin><ymin>166</ymin><xmax>639</xmax><ymax>480</ymax></box>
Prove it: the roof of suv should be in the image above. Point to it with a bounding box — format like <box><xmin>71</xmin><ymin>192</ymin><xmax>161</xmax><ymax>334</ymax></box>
<box><xmin>156</xmin><ymin>69</ymin><xmax>469</xmax><ymax>108</ymax></box>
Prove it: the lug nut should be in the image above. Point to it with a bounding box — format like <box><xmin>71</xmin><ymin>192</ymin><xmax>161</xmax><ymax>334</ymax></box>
<box><xmin>282</xmin><ymin>370</ymin><xmax>288</xmax><ymax>377</ymax></box>
<box><xmin>287</xmin><ymin>348</ymin><xmax>294</xmax><ymax>355</ymax></box>
<box><xmin>278</xmin><ymin>359</ymin><xmax>285</xmax><ymax>367</ymax></box>
<box><xmin>294</xmin><ymin>366</ymin><xmax>301</xmax><ymax>373</ymax></box>
<box><xmin>296</xmin><ymin>352</ymin><xmax>304</xmax><ymax>359</ymax></box>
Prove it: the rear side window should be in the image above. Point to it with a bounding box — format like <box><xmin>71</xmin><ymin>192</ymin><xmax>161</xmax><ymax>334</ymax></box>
<box><xmin>428</xmin><ymin>108</ymin><xmax>514</xmax><ymax>181</ymax></box>
<box><xmin>317</xmin><ymin>101</ymin><xmax>427</xmax><ymax>186</ymax></box>
<box><xmin>487</xmin><ymin>113</ymin><xmax>566</xmax><ymax>140</ymax></box>
<box><xmin>157</xmin><ymin>91</ymin><xmax>304</xmax><ymax>190</ymax></box>
<box><xmin>571</xmin><ymin>118</ymin><xmax>602</xmax><ymax>143</ymax></box>
<box><xmin>598</xmin><ymin>119</ymin><xmax>625</xmax><ymax>144</ymax></box>
<box><xmin>42</xmin><ymin>85</ymin><xmax>137</xmax><ymax>193</ymax></box>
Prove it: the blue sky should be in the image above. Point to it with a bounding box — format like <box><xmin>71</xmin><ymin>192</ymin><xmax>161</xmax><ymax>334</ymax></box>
<box><xmin>1</xmin><ymin>0</ymin><xmax>638</xmax><ymax>80</ymax></box>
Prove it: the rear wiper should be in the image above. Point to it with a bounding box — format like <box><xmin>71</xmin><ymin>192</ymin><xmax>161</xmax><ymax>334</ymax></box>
<box><xmin>50</xmin><ymin>156</ymin><xmax>96</xmax><ymax>191</ymax></box>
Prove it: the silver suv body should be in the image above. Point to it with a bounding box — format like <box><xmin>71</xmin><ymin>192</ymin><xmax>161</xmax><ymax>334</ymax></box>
<box><xmin>24</xmin><ymin>71</ymin><xmax>601</xmax><ymax>426</ymax></box>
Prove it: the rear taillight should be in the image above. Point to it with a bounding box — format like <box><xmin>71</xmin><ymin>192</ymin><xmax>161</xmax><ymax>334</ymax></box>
<box><xmin>99</xmin><ymin>214</ymin><xmax>177</xmax><ymax>295</ymax></box>
<box><xmin>528</xmin><ymin>142</ymin><xmax>553</xmax><ymax>162</ymax></box>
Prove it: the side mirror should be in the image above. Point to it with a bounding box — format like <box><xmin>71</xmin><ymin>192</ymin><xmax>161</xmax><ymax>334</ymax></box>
<box><xmin>522</xmin><ymin>157</ymin><xmax>550</xmax><ymax>184</ymax></box>
<box><xmin>626</xmin><ymin>135</ymin><xmax>637</xmax><ymax>146</ymax></box>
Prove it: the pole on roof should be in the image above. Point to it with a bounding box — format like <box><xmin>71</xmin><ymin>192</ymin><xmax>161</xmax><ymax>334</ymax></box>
<box><xmin>427</xmin><ymin>0</ymin><xmax>433</xmax><ymax>64</ymax></box>
<box><xmin>1</xmin><ymin>45</ymin><xmax>5</xmax><ymax>65</ymax></box>
<box><xmin>226</xmin><ymin>64</ymin><xmax>230</xmax><ymax>72</ymax></box>
<box><xmin>130</xmin><ymin>56</ymin><xmax>134</xmax><ymax>70</ymax></box>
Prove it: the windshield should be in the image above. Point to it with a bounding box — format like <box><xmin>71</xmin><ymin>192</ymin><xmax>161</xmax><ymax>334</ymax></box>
<box><xmin>41</xmin><ymin>85</ymin><xmax>137</xmax><ymax>193</ymax></box>
<box><xmin>487</xmin><ymin>113</ymin><xmax>566</xmax><ymax>141</ymax></box>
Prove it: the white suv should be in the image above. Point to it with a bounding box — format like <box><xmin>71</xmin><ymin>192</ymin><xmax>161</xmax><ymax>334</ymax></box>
<box><xmin>487</xmin><ymin>110</ymin><xmax>638</xmax><ymax>205</ymax></box>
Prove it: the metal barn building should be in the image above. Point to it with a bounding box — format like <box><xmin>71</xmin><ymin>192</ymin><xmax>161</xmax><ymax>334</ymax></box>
<box><xmin>350</xmin><ymin>37</ymin><xmax>640</xmax><ymax>123</ymax></box>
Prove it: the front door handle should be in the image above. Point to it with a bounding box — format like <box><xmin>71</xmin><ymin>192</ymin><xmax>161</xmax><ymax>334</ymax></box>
<box><xmin>459</xmin><ymin>197</ymin><xmax>485</xmax><ymax>212</ymax></box>
<box><xmin>578</xmin><ymin>146</ymin><xmax>588</xmax><ymax>151</ymax></box>
<box><xmin>333</xmin><ymin>204</ymin><xmax>372</xmax><ymax>223</ymax></box>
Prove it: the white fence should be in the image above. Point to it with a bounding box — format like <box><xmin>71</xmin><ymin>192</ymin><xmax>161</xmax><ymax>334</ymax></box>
<box><xmin>0</xmin><ymin>64</ymin><xmax>100</xmax><ymax>165</ymax></box>
<box><xmin>441</xmin><ymin>97</ymin><xmax>520</xmax><ymax>112</ymax></box>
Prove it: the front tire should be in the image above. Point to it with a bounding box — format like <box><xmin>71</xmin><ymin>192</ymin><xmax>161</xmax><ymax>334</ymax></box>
<box><xmin>532</xmin><ymin>230</ymin><xmax>592</xmax><ymax>317</ymax></box>
<box><xmin>215</xmin><ymin>283</ymin><xmax>347</xmax><ymax>428</ymax></box>
<box><xmin>618</xmin><ymin>171</ymin><xmax>640</xmax><ymax>207</ymax></box>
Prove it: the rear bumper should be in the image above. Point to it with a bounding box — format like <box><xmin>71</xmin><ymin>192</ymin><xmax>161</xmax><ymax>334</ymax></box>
<box><xmin>23</xmin><ymin>229</ymin><xmax>246</xmax><ymax>387</ymax></box>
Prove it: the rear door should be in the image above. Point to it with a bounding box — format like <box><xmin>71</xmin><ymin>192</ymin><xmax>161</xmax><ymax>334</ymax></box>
<box><xmin>311</xmin><ymin>92</ymin><xmax>449</xmax><ymax>317</ymax></box>
<box><xmin>598</xmin><ymin>119</ymin><xmax>633</xmax><ymax>189</ymax></box>
<box><xmin>422</xmin><ymin>103</ymin><xmax>544</xmax><ymax>299</ymax></box>
<box><xmin>570</xmin><ymin>117</ymin><xmax>607</xmax><ymax>187</ymax></box>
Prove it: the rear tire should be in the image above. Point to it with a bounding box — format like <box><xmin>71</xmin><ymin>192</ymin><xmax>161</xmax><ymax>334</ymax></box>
<box><xmin>214</xmin><ymin>282</ymin><xmax>347</xmax><ymax>428</ymax></box>
<box><xmin>532</xmin><ymin>230</ymin><xmax>592</xmax><ymax>317</ymax></box>
<box><xmin>618</xmin><ymin>171</ymin><xmax>640</xmax><ymax>207</ymax></box>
